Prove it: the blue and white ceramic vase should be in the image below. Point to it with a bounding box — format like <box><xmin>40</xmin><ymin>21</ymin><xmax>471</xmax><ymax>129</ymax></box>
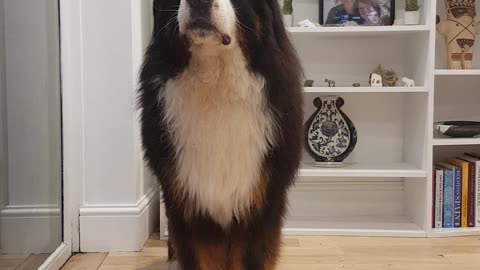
<box><xmin>304</xmin><ymin>96</ymin><xmax>357</xmax><ymax>167</ymax></box>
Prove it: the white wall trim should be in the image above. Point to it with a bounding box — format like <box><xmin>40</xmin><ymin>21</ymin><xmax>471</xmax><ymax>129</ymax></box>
<box><xmin>80</xmin><ymin>186</ymin><xmax>158</xmax><ymax>216</ymax></box>
<box><xmin>59</xmin><ymin>0</ymin><xmax>84</xmax><ymax>253</ymax></box>
<box><xmin>38</xmin><ymin>243</ymin><xmax>71</xmax><ymax>270</ymax></box>
<box><xmin>0</xmin><ymin>204</ymin><xmax>61</xmax><ymax>217</ymax></box>
<box><xmin>79</xmin><ymin>186</ymin><xmax>160</xmax><ymax>252</ymax></box>
<box><xmin>0</xmin><ymin>205</ymin><xmax>62</xmax><ymax>254</ymax></box>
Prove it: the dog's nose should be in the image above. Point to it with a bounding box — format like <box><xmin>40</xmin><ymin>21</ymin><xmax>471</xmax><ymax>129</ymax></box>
<box><xmin>187</xmin><ymin>0</ymin><xmax>213</xmax><ymax>8</ymax></box>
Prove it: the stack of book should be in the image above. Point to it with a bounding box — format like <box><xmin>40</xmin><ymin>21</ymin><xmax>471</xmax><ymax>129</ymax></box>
<box><xmin>433</xmin><ymin>152</ymin><xmax>480</xmax><ymax>229</ymax></box>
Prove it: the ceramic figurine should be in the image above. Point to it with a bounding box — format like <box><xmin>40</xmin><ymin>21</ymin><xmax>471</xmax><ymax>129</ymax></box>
<box><xmin>437</xmin><ymin>0</ymin><xmax>480</xmax><ymax>69</ymax></box>
<box><xmin>325</xmin><ymin>79</ymin><xmax>336</xmax><ymax>87</ymax></box>
<box><xmin>383</xmin><ymin>69</ymin><xmax>398</xmax><ymax>87</ymax></box>
<box><xmin>369</xmin><ymin>73</ymin><xmax>383</xmax><ymax>87</ymax></box>
<box><xmin>304</xmin><ymin>80</ymin><xmax>314</xmax><ymax>87</ymax></box>
<box><xmin>304</xmin><ymin>96</ymin><xmax>357</xmax><ymax>167</ymax></box>
<box><xmin>434</xmin><ymin>121</ymin><xmax>480</xmax><ymax>138</ymax></box>
<box><xmin>402</xmin><ymin>77</ymin><xmax>415</xmax><ymax>87</ymax></box>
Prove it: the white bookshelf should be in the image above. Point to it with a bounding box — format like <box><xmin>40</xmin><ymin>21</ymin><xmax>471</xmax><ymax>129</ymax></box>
<box><xmin>433</xmin><ymin>138</ymin><xmax>480</xmax><ymax>146</ymax></box>
<box><xmin>435</xmin><ymin>69</ymin><xmax>480</xmax><ymax>76</ymax></box>
<box><xmin>281</xmin><ymin>0</ymin><xmax>480</xmax><ymax>238</ymax></box>
<box><xmin>300</xmin><ymin>162</ymin><xmax>426</xmax><ymax>178</ymax></box>
<box><xmin>304</xmin><ymin>87</ymin><xmax>428</xmax><ymax>93</ymax></box>
<box><xmin>287</xmin><ymin>25</ymin><xmax>430</xmax><ymax>36</ymax></box>
<box><xmin>430</xmin><ymin>227</ymin><xmax>480</xmax><ymax>237</ymax></box>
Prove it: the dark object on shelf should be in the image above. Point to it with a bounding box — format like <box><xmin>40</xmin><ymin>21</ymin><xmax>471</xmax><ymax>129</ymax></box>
<box><xmin>383</xmin><ymin>69</ymin><xmax>398</xmax><ymax>87</ymax></box>
<box><xmin>352</xmin><ymin>83</ymin><xmax>361</xmax><ymax>87</ymax></box>
<box><xmin>304</xmin><ymin>80</ymin><xmax>314</xmax><ymax>87</ymax></box>
<box><xmin>434</xmin><ymin>121</ymin><xmax>480</xmax><ymax>138</ymax></box>
<box><xmin>325</xmin><ymin>78</ymin><xmax>335</xmax><ymax>87</ymax></box>
<box><xmin>304</xmin><ymin>96</ymin><xmax>357</xmax><ymax>167</ymax></box>
<box><xmin>319</xmin><ymin>0</ymin><xmax>395</xmax><ymax>26</ymax></box>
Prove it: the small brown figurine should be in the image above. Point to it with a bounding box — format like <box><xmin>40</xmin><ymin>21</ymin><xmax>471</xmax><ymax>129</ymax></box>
<box><xmin>371</xmin><ymin>65</ymin><xmax>397</xmax><ymax>87</ymax></box>
<box><xmin>437</xmin><ymin>0</ymin><xmax>480</xmax><ymax>69</ymax></box>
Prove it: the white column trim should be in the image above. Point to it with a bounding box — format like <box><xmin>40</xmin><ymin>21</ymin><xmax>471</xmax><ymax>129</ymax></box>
<box><xmin>79</xmin><ymin>186</ymin><xmax>160</xmax><ymax>252</ymax></box>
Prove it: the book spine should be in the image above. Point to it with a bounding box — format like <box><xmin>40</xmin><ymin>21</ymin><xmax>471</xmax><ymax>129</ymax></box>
<box><xmin>461</xmin><ymin>163</ymin><xmax>468</xmax><ymax>228</ymax></box>
<box><xmin>468</xmin><ymin>161</ymin><xmax>475</xmax><ymax>227</ymax></box>
<box><xmin>435</xmin><ymin>170</ymin><xmax>444</xmax><ymax>228</ymax></box>
<box><xmin>464</xmin><ymin>153</ymin><xmax>480</xmax><ymax>227</ymax></box>
<box><xmin>453</xmin><ymin>167</ymin><xmax>462</xmax><ymax>228</ymax></box>
<box><xmin>443</xmin><ymin>170</ymin><xmax>454</xmax><ymax>228</ymax></box>
<box><xmin>477</xmin><ymin>161</ymin><xmax>480</xmax><ymax>228</ymax></box>
<box><xmin>432</xmin><ymin>169</ymin><xmax>436</xmax><ymax>228</ymax></box>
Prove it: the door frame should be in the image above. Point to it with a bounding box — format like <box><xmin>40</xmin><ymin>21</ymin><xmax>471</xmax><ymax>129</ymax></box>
<box><xmin>39</xmin><ymin>0</ymin><xmax>83</xmax><ymax>268</ymax></box>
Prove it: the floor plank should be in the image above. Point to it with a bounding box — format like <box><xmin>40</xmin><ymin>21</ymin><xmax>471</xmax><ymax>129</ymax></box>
<box><xmin>62</xmin><ymin>236</ymin><xmax>480</xmax><ymax>269</ymax></box>
<box><xmin>62</xmin><ymin>253</ymin><xmax>107</xmax><ymax>270</ymax></box>
<box><xmin>16</xmin><ymin>254</ymin><xmax>51</xmax><ymax>270</ymax></box>
<box><xmin>0</xmin><ymin>254</ymin><xmax>29</xmax><ymax>270</ymax></box>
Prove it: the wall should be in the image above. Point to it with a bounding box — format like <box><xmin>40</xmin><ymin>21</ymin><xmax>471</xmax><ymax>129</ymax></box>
<box><xmin>0</xmin><ymin>0</ymin><xmax>62</xmax><ymax>253</ymax></box>
<box><xmin>76</xmin><ymin>0</ymin><xmax>159</xmax><ymax>252</ymax></box>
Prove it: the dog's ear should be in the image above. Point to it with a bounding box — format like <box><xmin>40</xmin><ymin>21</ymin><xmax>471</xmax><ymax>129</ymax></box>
<box><xmin>263</xmin><ymin>0</ymin><xmax>289</xmax><ymax>44</ymax></box>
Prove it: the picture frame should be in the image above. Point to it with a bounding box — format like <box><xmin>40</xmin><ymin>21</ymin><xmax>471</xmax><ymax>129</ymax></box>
<box><xmin>319</xmin><ymin>0</ymin><xmax>395</xmax><ymax>26</ymax></box>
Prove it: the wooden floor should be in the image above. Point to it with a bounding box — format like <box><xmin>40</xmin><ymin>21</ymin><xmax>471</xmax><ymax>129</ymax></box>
<box><xmin>61</xmin><ymin>234</ymin><xmax>480</xmax><ymax>270</ymax></box>
<box><xmin>0</xmin><ymin>253</ymin><xmax>51</xmax><ymax>270</ymax></box>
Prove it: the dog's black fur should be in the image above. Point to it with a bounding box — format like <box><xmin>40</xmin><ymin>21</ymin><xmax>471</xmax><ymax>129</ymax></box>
<box><xmin>138</xmin><ymin>0</ymin><xmax>303</xmax><ymax>269</ymax></box>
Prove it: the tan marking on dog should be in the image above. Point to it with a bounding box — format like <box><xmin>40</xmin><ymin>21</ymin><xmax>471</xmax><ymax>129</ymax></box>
<box><xmin>161</xmin><ymin>42</ymin><xmax>275</xmax><ymax>227</ymax></box>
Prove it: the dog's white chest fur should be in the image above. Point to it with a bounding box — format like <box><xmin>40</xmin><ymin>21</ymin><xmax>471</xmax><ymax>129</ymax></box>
<box><xmin>161</xmin><ymin>50</ymin><xmax>274</xmax><ymax>226</ymax></box>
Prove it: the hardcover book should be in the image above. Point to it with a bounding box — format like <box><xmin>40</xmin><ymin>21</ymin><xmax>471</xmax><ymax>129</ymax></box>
<box><xmin>459</xmin><ymin>156</ymin><xmax>477</xmax><ymax>227</ymax></box>
<box><xmin>449</xmin><ymin>159</ymin><xmax>469</xmax><ymax>228</ymax></box>
<box><xmin>439</xmin><ymin>162</ymin><xmax>462</xmax><ymax>228</ymax></box>
<box><xmin>441</xmin><ymin>167</ymin><xmax>454</xmax><ymax>228</ymax></box>
<box><xmin>464</xmin><ymin>152</ymin><xmax>480</xmax><ymax>227</ymax></box>
<box><xmin>434</xmin><ymin>168</ymin><xmax>444</xmax><ymax>228</ymax></box>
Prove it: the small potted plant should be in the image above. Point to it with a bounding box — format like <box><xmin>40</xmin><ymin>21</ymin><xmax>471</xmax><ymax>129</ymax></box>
<box><xmin>405</xmin><ymin>0</ymin><xmax>421</xmax><ymax>25</ymax></box>
<box><xmin>282</xmin><ymin>0</ymin><xmax>294</xmax><ymax>27</ymax></box>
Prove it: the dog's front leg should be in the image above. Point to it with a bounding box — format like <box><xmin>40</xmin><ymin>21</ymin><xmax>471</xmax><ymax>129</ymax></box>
<box><xmin>170</xmin><ymin>217</ymin><xmax>230</xmax><ymax>270</ymax></box>
<box><xmin>243</xmin><ymin>223</ymin><xmax>282</xmax><ymax>270</ymax></box>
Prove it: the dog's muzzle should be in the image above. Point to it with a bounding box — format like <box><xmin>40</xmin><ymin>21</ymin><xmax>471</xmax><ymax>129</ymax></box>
<box><xmin>184</xmin><ymin>0</ymin><xmax>231</xmax><ymax>45</ymax></box>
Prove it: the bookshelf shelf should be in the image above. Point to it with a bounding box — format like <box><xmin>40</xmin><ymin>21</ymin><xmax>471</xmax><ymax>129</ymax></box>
<box><xmin>299</xmin><ymin>162</ymin><xmax>426</xmax><ymax>178</ymax></box>
<box><xmin>434</xmin><ymin>69</ymin><xmax>480</xmax><ymax>76</ymax></box>
<box><xmin>304</xmin><ymin>87</ymin><xmax>428</xmax><ymax>93</ymax></box>
<box><xmin>430</xmin><ymin>228</ymin><xmax>480</xmax><ymax>237</ymax></box>
<box><xmin>433</xmin><ymin>138</ymin><xmax>480</xmax><ymax>146</ymax></box>
<box><xmin>287</xmin><ymin>25</ymin><xmax>430</xmax><ymax>37</ymax></box>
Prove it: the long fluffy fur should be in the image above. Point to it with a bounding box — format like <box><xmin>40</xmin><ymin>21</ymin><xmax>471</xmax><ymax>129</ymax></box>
<box><xmin>139</xmin><ymin>0</ymin><xmax>303</xmax><ymax>269</ymax></box>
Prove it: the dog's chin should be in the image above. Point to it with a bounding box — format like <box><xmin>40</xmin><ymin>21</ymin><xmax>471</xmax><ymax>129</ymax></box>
<box><xmin>187</xmin><ymin>28</ymin><xmax>217</xmax><ymax>44</ymax></box>
<box><xmin>184</xmin><ymin>23</ymin><xmax>232</xmax><ymax>50</ymax></box>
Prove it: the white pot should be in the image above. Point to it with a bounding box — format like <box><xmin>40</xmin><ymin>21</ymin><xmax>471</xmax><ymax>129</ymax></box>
<box><xmin>283</xmin><ymin>14</ymin><xmax>294</xmax><ymax>27</ymax></box>
<box><xmin>404</xmin><ymin>11</ymin><xmax>420</xmax><ymax>25</ymax></box>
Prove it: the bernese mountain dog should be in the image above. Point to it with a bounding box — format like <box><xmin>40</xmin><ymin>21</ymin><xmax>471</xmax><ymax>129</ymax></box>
<box><xmin>138</xmin><ymin>0</ymin><xmax>303</xmax><ymax>269</ymax></box>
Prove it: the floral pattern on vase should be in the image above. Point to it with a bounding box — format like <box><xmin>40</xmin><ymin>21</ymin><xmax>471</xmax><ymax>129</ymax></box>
<box><xmin>304</xmin><ymin>96</ymin><xmax>357</xmax><ymax>164</ymax></box>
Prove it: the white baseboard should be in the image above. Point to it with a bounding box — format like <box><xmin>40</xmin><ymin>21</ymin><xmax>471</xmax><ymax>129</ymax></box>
<box><xmin>38</xmin><ymin>243</ymin><xmax>71</xmax><ymax>270</ymax></box>
<box><xmin>0</xmin><ymin>205</ymin><xmax>61</xmax><ymax>254</ymax></box>
<box><xmin>79</xmin><ymin>187</ymin><xmax>160</xmax><ymax>252</ymax></box>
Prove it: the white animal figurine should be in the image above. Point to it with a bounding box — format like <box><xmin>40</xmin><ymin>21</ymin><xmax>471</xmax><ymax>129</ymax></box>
<box><xmin>402</xmin><ymin>77</ymin><xmax>415</xmax><ymax>87</ymax></box>
<box><xmin>297</xmin><ymin>19</ymin><xmax>316</xmax><ymax>28</ymax></box>
<box><xmin>369</xmin><ymin>73</ymin><xmax>383</xmax><ymax>87</ymax></box>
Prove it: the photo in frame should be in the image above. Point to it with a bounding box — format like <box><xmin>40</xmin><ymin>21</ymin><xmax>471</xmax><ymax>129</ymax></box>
<box><xmin>319</xmin><ymin>0</ymin><xmax>395</xmax><ymax>26</ymax></box>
